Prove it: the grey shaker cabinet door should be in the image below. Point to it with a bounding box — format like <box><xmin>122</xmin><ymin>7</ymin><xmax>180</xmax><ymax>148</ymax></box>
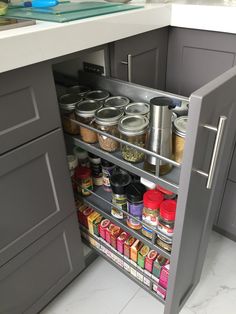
<box><xmin>109</xmin><ymin>28</ymin><xmax>168</xmax><ymax>89</ymax></box>
<box><xmin>0</xmin><ymin>213</ymin><xmax>84</xmax><ymax>314</ymax></box>
<box><xmin>217</xmin><ymin>180</ymin><xmax>236</xmax><ymax>239</ymax></box>
<box><xmin>0</xmin><ymin>129</ymin><xmax>75</xmax><ymax>267</ymax></box>
<box><xmin>164</xmin><ymin>66</ymin><xmax>236</xmax><ymax>314</ymax></box>
<box><xmin>228</xmin><ymin>145</ymin><xmax>236</xmax><ymax>182</ymax></box>
<box><xmin>0</xmin><ymin>62</ymin><xmax>61</xmax><ymax>155</ymax></box>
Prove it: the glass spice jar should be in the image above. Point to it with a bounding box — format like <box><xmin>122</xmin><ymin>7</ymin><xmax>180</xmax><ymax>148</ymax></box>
<box><xmin>126</xmin><ymin>182</ymin><xmax>146</xmax><ymax>230</ymax></box>
<box><xmin>124</xmin><ymin>102</ymin><xmax>150</xmax><ymax>118</ymax></box>
<box><xmin>173</xmin><ymin>116</ymin><xmax>187</xmax><ymax>163</ymax></box>
<box><xmin>95</xmin><ymin>107</ymin><xmax>123</xmax><ymax>152</ymax></box>
<box><xmin>101</xmin><ymin>159</ymin><xmax>115</xmax><ymax>192</ymax></box>
<box><xmin>75</xmin><ymin>166</ymin><xmax>93</xmax><ymax>196</ymax></box>
<box><xmin>75</xmin><ymin>100</ymin><xmax>102</xmax><ymax>144</ymax></box>
<box><xmin>157</xmin><ymin>199</ymin><xmax>177</xmax><ymax>239</ymax></box>
<box><xmin>118</xmin><ymin>115</ymin><xmax>149</xmax><ymax>163</ymax></box>
<box><xmin>142</xmin><ymin>190</ymin><xmax>164</xmax><ymax>239</ymax></box>
<box><xmin>110</xmin><ymin>169</ymin><xmax>131</xmax><ymax>219</ymax></box>
<box><xmin>104</xmin><ymin>96</ymin><xmax>130</xmax><ymax>110</ymax></box>
<box><xmin>156</xmin><ymin>185</ymin><xmax>176</xmax><ymax>200</ymax></box>
<box><xmin>88</xmin><ymin>153</ymin><xmax>103</xmax><ymax>186</ymax></box>
<box><xmin>67</xmin><ymin>85</ymin><xmax>91</xmax><ymax>97</ymax></box>
<box><xmin>73</xmin><ymin>146</ymin><xmax>90</xmax><ymax>168</ymax></box>
<box><xmin>67</xmin><ymin>154</ymin><xmax>78</xmax><ymax>195</ymax></box>
<box><xmin>59</xmin><ymin>93</ymin><xmax>83</xmax><ymax>135</ymax></box>
<box><xmin>85</xmin><ymin>90</ymin><xmax>110</xmax><ymax>105</ymax></box>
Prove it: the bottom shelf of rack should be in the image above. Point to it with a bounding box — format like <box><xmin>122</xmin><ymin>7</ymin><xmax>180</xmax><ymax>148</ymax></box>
<box><xmin>79</xmin><ymin>225</ymin><xmax>166</xmax><ymax>304</ymax></box>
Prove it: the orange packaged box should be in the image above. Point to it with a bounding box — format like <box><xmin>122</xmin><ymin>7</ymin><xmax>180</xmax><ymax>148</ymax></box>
<box><xmin>130</xmin><ymin>240</ymin><xmax>143</xmax><ymax>263</ymax></box>
<box><xmin>77</xmin><ymin>204</ymin><xmax>89</xmax><ymax>226</ymax></box>
<box><xmin>110</xmin><ymin>226</ymin><xmax>122</xmax><ymax>249</ymax></box>
<box><xmin>83</xmin><ymin>207</ymin><xmax>94</xmax><ymax>229</ymax></box>
<box><xmin>88</xmin><ymin>211</ymin><xmax>102</xmax><ymax>235</ymax></box>
<box><xmin>124</xmin><ymin>236</ymin><xmax>136</xmax><ymax>259</ymax></box>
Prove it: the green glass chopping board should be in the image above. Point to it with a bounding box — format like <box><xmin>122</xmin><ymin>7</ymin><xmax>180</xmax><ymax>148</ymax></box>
<box><xmin>6</xmin><ymin>2</ymin><xmax>143</xmax><ymax>23</ymax></box>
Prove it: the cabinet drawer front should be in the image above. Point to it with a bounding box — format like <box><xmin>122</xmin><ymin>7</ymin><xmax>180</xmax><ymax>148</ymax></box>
<box><xmin>0</xmin><ymin>129</ymin><xmax>75</xmax><ymax>267</ymax></box>
<box><xmin>0</xmin><ymin>213</ymin><xmax>84</xmax><ymax>314</ymax></box>
<box><xmin>0</xmin><ymin>63</ymin><xmax>60</xmax><ymax>154</ymax></box>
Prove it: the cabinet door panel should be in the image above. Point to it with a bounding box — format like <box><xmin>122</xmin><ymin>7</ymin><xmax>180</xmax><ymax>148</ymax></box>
<box><xmin>0</xmin><ymin>213</ymin><xmax>84</xmax><ymax>314</ymax></box>
<box><xmin>0</xmin><ymin>63</ymin><xmax>60</xmax><ymax>154</ymax></box>
<box><xmin>0</xmin><ymin>129</ymin><xmax>75</xmax><ymax>267</ymax></box>
<box><xmin>164</xmin><ymin>66</ymin><xmax>236</xmax><ymax>314</ymax></box>
<box><xmin>110</xmin><ymin>28</ymin><xmax>168</xmax><ymax>89</ymax></box>
<box><xmin>228</xmin><ymin>145</ymin><xmax>236</xmax><ymax>182</ymax></box>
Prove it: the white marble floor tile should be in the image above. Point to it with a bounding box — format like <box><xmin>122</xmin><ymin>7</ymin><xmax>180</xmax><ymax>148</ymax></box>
<box><xmin>41</xmin><ymin>257</ymin><xmax>139</xmax><ymax>314</ymax></box>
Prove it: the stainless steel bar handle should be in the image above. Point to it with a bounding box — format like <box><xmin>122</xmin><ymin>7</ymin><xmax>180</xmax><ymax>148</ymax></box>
<box><xmin>120</xmin><ymin>54</ymin><xmax>132</xmax><ymax>82</ymax></box>
<box><xmin>196</xmin><ymin>116</ymin><xmax>227</xmax><ymax>189</ymax></box>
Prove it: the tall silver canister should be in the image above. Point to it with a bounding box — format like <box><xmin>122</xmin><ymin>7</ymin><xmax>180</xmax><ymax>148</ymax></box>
<box><xmin>145</xmin><ymin>97</ymin><xmax>173</xmax><ymax>176</ymax></box>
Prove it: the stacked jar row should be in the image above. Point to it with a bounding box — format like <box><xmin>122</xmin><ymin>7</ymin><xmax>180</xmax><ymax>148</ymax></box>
<box><xmin>68</xmin><ymin>147</ymin><xmax>177</xmax><ymax>252</ymax></box>
<box><xmin>77</xmin><ymin>203</ymin><xmax>170</xmax><ymax>300</ymax></box>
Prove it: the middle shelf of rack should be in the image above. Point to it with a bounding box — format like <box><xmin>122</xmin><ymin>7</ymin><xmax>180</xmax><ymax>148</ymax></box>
<box><xmin>80</xmin><ymin>185</ymin><xmax>171</xmax><ymax>260</ymax></box>
<box><xmin>65</xmin><ymin>134</ymin><xmax>180</xmax><ymax>195</ymax></box>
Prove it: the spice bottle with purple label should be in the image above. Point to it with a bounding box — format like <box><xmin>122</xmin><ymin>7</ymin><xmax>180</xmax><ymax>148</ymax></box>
<box><xmin>126</xmin><ymin>182</ymin><xmax>146</xmax><ymax>230</ymax></box>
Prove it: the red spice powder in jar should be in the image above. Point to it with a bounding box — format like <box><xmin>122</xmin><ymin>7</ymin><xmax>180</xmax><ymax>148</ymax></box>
<box><xmin>158</xmin><ymin>200</ymin><xmax>177</xmax><ymax>238</ymax></box>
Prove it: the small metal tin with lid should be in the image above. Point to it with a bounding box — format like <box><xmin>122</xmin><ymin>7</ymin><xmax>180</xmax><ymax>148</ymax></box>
<box><xmin>75</xmin><ymin>100</ymin><xmax>102</xmax><ymax>143</ymax></box>
<box><xmin>172</xmin><ymin>99</ymin><xmax>189</xmax><ymax>117</ymax></box>
<box><xmin>118</xmin><ymin>115</ymin><xmax>149</xmax><ymax>163</ymax></box>
<box><xmin>104</xmin><ymin>96</ymin><xmax>130</xmax><ymax>109</ymax></box>
<box><xmin>67</xmin><ymin>85</ymin><xmax>91</xmax><ymax>97</ymax></box>
<box><xmin>125</xmin><ymin>102</ymin><xmax>150</xmax><ymax>118</ymax></box>
<box><xmin>173</xmin><ymin>116</ymin><xmax>188</xmax><ymax>163</ymax></box>
<box><xmin>85</xmin><ymin>90</ymin><xmax>110</xmax><ymax>104</ymax></box>
<box><xmin>59</xmin><ymin>93</ymin><xmax>83</xmax><ymax>135</ymax></box>
<box><xmin>95</xmin><ymin>107</ymin><xmax>123</xmax><ymax>152</ymax></box>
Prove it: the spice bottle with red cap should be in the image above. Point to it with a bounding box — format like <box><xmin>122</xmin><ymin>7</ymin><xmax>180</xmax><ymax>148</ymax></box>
<box><xmin>75</xmin><ymin>166</ymin><xmax>93</xmax><ymax>196</ymax></box>
<box><xmin>157</xmin><ymin>185</ymin><xmax>176</xmax><ymax>200</ymax></box>
<box><xmin>157</xmin><ymin>200</ymin><xmax>177</xmax><ymax>239</ymax></box>
<box><xmin>142</xmin><ymin>190</ymin><xmax>164</xmax><ymax>239</ymax></box>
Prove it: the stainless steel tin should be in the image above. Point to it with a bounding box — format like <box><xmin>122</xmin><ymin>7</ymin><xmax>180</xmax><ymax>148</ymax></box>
<box><xmin>85</xmin><ymin>90</ymin><xmax>110</xmax><ymax>103</ymax></box>
<box><xmin>104</xmin><ymin>96</ymin><xmax>130</xmax><ymax>109</ymax></box>
<box><xmin>95</xmin><ymin>107</ymin><xmax>124</xmax><ymax>126</ymax></box>
<box><xmin>67</xmin><ymin>85</ymin><xmax>91</xmax><ymax>97</ymax></box>
<box><xmin>59</xmin><ymin>93</ymin><xmax>83</xmax><ymax>112</ymax></box>
<box><xmin>75</xmin><ymin>100</ymin><xmax>103</xmax><ymax>118</ymax></box>
<box><xmin>149</xmin><ymin>97</ymin><xmax>173</xmax><ymax>129</ymax></box>
<box><xmin>173</xmin><ymin>116</ymin><xmax>188</xmax><ymax>138</ymax></box>
<box><xmin>125</xmin><ymin>102</ymin><xmax>150</xmax><ymax>117</ymax></box>
<box><xmin>172</xmin><ymin>100</ymin><xmax>189</xmax><ymax>116</ymax></box>
<box><xmin>118</xmin><ymin>115</ymin><xmax>149</xmax><ymax>136</ymax></box>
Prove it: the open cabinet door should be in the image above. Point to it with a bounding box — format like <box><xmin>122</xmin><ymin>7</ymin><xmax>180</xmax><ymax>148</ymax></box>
<box><xmin>165</xmin><ymin>66</ymin><xmax>236</xmax><ymax>314</ymax></box>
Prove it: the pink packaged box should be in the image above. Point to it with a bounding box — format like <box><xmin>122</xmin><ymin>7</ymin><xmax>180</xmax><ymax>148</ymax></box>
<box><xmin>117</xmin><ymin>232</ymin><xmax>129</xmax><ymax>254</ymax></box>
<box><xmin>159</xmin><ymin>263</ymin><xmax>170</xmax><ymax>289</ymax></box>
<box><xmin>145</xmin><ymin>250</ymin><xmax>158</xmax><ymax>273</ymax></box>
<box><xmin>156</xmin><ymin>284</ymin><xmax>167</xmax><ymax>300</ymax></box>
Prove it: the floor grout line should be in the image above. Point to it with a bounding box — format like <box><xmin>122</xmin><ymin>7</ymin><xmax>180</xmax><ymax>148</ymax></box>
<box><xmin>118</xmin><ymin>288</ymin><xmax>141</xmax><ymax>314</ymax></box>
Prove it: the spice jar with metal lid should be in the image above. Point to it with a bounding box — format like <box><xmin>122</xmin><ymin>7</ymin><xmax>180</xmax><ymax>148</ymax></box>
<box><xmin>67</xmin><ymin>154</ymin><xmax>78</xmax><ymax>194</ymax></box>
<box><xmin>142</xmin><ymin>190</ymin><xmax>164</xmax><ymax>239</ymax></box>
<box><xmin>173</xmin><ymin>116</ymin><xmax>187</xmax><ymax>163</ymax></box>
<box><xmin>85</xmin><ymin>90</ymin><xmax>110</xmax><ymax>104</ymax></box>
<box><xmin>95</xmin><ymin>107</ymin><xmax>123</xmax><ymax>152</ymax></box>
<box><xmin>67</xmin><ymin>85</ymin><xmax>91</xmax><ymax>97</ymax></box>
<box><xmin>73</xmin><ymin>147</ymin><xmax>90</xmax><ymax>168</ymax></box>
<box><xmin>125</xmin><ymin>102</ymin><xmax>150</xmax><ymax>118</ymax></box>
<box><xmin>101</xmin><ymin>159</ymin><xmax>115</xmax><ymax>192</ymax></box>
<box><xmin>110</xmin><ymin>169</ymin><xmax>131</xmax><ymax>219</ymax></box>
<box><xmin>59</xmin><ymin>93</ymin><xmax>83</xmax><ymax>135</ymax></box>
<box><xmin>157</xmin><ymin>185</ymin><xmax>176</xmax><ymax>200</ymax></box>
<box><xmin>88</xmin><ymin>153</ymin><xmax>103</xmax><ymax>186</ymax></box>
<box><xmin>75</xmin><ymin>100</ymin><xmax>102</xmax><ymax>143</ymax></box>
<box><xmin>157</xmin><ymin>199</ymin><xmax>177</xmax><ymax>239</ymax></box>
<box><xmin>75</xmin><ymin>166</ymin><xmax>93</xmax><ymax>196</ymax></box>
<box><xmin>118</xmin><ymin>115</ymin><xmax>149</xmax><ymax>163</ymax></box>
<box><xmin>126</xmin><ymin>182</ymin><xmax>146</xmax><ymax>230</ymax></box>
<box><xmin>104</xmin><ymin>96</ymin><xmax>130</xmax><ymax>110</ymax></box>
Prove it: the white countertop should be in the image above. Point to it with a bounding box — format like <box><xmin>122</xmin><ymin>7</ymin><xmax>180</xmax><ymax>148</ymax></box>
<box><xmin>1</xmin><ymin>0</ymin><xmax>236</xmax><ymax>73</ymax></box>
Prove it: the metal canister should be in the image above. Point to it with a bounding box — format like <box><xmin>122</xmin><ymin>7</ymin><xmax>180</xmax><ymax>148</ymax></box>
<box><xmin>173</xmin><ymin>116</ymin><xmax>188</xmax><ymax>163</ymax></box>
<box><xmin>104</xmin><ymin>96</ymin><xmax>130</xmax><ymax>109</ymax></box>
<box><xmin>125</xmin><ymin>102</ymin><xmax>150</xmax><ymax>118</ymax></box>
<box><xmin>85</xmin><ymin>90</ymin><xmax>110</xmax><ymax>104</ymax></box>
<box><xmin>172</xmin><ymin>99</ymin><xmax>189</xmax><ymax>116</ymax></box>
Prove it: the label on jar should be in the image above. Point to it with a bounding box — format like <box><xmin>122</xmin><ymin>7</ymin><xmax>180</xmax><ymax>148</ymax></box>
<box><xmin>102</xmin><ymin>166</ymin><xmax>114</xmax><ymax>190</ymax></box>
<box><xmin>127</xmin><ymin>202</ymin><xmax>143</xmax><ymax>228</ymax></box>
<box><xmin>158</xmin><ymin>223</ymin><xmax>174</xmax><ymax>238</ymax></box>
<box><xmin>142</xmin><ymin>212</ymin><xmax>158</xmax><ymax>227</ymax></box>
<box><xmin>111</xmin><ymin>194</ymin><xmax>127</xmax><ymax>219</ymax></box>
<box><xmin>81</xmin><ymin>178</ymin><xmax>93</xmax><ymax>196</ymax></box>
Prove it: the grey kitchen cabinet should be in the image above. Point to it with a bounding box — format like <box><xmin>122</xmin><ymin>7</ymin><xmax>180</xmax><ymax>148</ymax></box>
<box><xmin>109</xmin><ymin>28</ymin><xmax>168</xmax><ymax>89</ymax></box>
<box><xmin>76</xmin><ymin>65</ymin><xmax>236</xmax><ymax>314</ymax></box>
<box><xmin>0</xmin><ymin>213</ymin><xmax>84</xmax><ymax>314</ymax></box>
<box><xmin>166</xmin><ymin>27</ymin><xmax>236</xmax><ymax>96</ymax></box>
<box><xmin>0</xmin><ymin>62</ymin><xmax>61</xmax><ymax>155</ymax></box>
<box><xmin>0</xmin><ymin>129</ymin><xmax>77</xmax><ymax>268</ymax></box>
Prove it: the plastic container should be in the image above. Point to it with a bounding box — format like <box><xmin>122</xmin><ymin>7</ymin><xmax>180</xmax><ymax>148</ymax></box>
<box><xmin>173</xmin><ymin>116</ymin><xmax>188</xmax><ymax>163</ymax></box>
<box><xmin>101</xmin><ymin>159</ymin><xmax>115</xmax><ymax>192</ymax></box>
<box><xmin>126</xmin><ymin>182</ymin><xmax>146</xmax><ymax>230</ymax></box>
<box><xmin>59</xmin><ymin>93</ymin><xmax>82</xmax><ymax>135</ymax></box>
<box><xmin>75</xmin><ymin>100</ymin><xmax>102</xmax><ymax>143</ymax></box>
<box><xmin>158</xmin><ymin>199</ymin><xmax>177</xmax><ymax>239</ymax></box>
<box><xmin>75</xmin><ymin>167</ymin><xmax>93</xmax><ymax>196</ymax></box>
<box><xmin>142</xmin><ymin>190</ymin><xmax>164</xmax><ymax>239</ymax></box>
<box><xmin>118</xmin><ymin>115</ymin><xmax>149</xmax><ymax>163</ymax></box>
<box><xmin>95</xmin><ymin>107</ymin><xmax>123</xmax><ymax>152</ymax></box>
<box><xmin>110</xmin><ymin>169</ymin><xmax>131</xmax><ymax>219</ymax></box>
<box><xmin>88</xmin><ymin>153</ymin><xmax>103</xmax><ymax>186</ymax></box>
